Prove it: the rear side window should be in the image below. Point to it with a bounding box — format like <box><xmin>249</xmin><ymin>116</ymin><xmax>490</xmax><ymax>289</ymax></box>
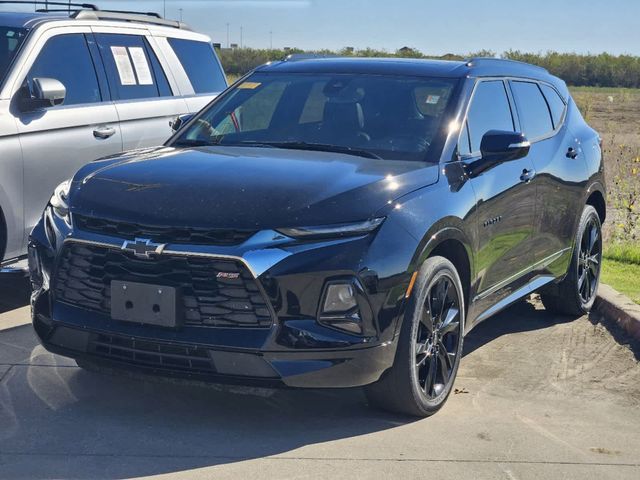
<box><xmin>168</xmin><ymin>38</ymin><xmax>226</xmax><ymax>94</ymax></box>
<box><xmin>96</xmin><ymin>33</ymin><xmax>172</xmax><ymax>101</ymax></box>
<box><xmin>540</xmin><ymin>84</ymin><xmax>566</xmax><ymax>129</ymax></box>
<box><xmin>461</xmin><ymin>80</ymin><xmax>514</xmax><ymax>154</ymax></box>
<box><xmin>510</xmin><ymin>81</ymin><xmax>554</xmax><ymax>139</ymax></box>
<box><xmin>27</xmin><ymin>34</ymin><xmax>101</xmax><ymax>106</ymax></box>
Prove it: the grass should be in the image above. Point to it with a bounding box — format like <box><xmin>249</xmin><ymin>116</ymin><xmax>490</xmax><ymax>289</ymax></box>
<box><xmin>602</xmin><ymin>243</ymin><xmax>640</xmax><ymax>304</ymax></box>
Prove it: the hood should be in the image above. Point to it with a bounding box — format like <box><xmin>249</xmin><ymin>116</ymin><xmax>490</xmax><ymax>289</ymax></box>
<box><xmin>69</xmin><ymin>146</ymin><xmax>439</xmax><ymax>230</ymax></box>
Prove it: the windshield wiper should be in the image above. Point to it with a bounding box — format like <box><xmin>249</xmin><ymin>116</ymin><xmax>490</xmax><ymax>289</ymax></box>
<box><xmin>228</xmin><ymin>141</ymin><xmax>383</xmax><ymax>159</ymax></box>
<box><xmin>173</xmin><ymin>139</ymin><xmax>218</xmax><ymax>148</ymax></box>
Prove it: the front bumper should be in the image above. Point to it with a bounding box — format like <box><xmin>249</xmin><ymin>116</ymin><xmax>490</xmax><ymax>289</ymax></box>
<box><xmin>28</xmin><ymin>209</ymin><xmax>409</xmax><ymax>388</ymax></box>
<box><xmin>32</xmin><ymin>299</ymin><xmax>396</xmax><ymax>388</ymax></box>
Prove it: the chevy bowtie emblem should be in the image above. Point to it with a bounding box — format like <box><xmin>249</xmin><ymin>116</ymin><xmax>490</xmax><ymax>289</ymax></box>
<box><xmin>121</xmin><ymin>238</ymin><xmax>166</xmax><ymax>258</ymax></box>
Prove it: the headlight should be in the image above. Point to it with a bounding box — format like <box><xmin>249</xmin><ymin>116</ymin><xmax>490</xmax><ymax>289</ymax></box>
<box><xmin>276</xmin><ymin>217</ymin><xmax>385</xmax><ymax>239</ymax></box>
<box><xmin>50</xmin><ymin>179</ymin><xmax>72</xmax><ymax>223</ymax></box>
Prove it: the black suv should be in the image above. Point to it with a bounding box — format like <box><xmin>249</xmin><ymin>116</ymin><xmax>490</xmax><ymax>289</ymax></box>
<box><xmin>29</xmin><ymin>57</ymin><xmax>605</xmax><ymax>417</ymax></box>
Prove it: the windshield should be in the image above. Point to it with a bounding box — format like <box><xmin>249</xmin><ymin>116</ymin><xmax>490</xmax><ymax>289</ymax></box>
<box><xmin>0</xmin><ymin>26</ymin><xmax>27</xmax><ymax>85</ymax></box>
<box><xmin>175</xmin><ymin>72</ymin><xmax>458</xmax><ymax>162</ymax></box>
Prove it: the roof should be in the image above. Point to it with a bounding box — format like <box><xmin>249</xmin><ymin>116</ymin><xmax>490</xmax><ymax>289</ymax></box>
<box><xmin>257</xmin><ymin>56</ymin><xmax>559</xmax><ymax>83</ymax></box>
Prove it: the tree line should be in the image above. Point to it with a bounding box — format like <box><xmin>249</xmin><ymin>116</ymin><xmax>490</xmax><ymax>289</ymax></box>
<box><xmin>218</xmin><ymin>47</ymin><xmax>640</xmax><ymax>88</ymax></box>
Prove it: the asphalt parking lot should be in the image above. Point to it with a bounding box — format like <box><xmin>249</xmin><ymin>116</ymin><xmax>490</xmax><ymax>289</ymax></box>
<box><xmin>0</xmin><ymin>276</ymin><xmax>639</xmax><ymax>480</ymax></box>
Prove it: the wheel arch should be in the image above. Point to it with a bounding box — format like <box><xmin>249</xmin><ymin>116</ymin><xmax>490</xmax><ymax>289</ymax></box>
<box><xmin>585</xmin><ymin>184</ymin><xmax>606</xmax><ymax>224</ymax></box>
<box><xmin>413</xmin><ymin>223</ymin><xmax>474</xmax><ymax>313</ymax></box>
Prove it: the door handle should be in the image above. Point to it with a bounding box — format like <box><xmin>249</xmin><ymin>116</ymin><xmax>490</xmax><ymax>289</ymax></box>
<box><xmin>520</xmin><ymin>168</ymin><xmax>536</xmax><ymax>183</ymax></box>
<box><xmin>93</xmin><ymin>126</ymin><xmax>116</xmax><ymax>139</ymax></box>
<box><xmin>566</xmin><ymin>147</ymin><xmax>579</xmax><ymax>159</ymax></box>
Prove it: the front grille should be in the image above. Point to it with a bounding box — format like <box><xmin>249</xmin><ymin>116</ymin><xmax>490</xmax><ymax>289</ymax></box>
<box><xmin>53</xmin><ymin>242</ymin><xmax>273</xmax><ymax>328</ymax></box>
<box><xmin>88</xmin><ymin>332</ymin><xmax>214</xmax><ymax>372</ymax></box>
<box><xmin>74</xmin><ymin>215</ymin><xmax>256</xmax><ymax>246</ymax></box>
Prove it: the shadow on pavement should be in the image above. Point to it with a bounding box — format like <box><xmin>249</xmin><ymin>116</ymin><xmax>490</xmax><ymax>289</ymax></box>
<box><xmin>0</xmin><ymin>297</ymin><xmax>584</xmax><ymax>479</ymax></box>
<box><xmin>0</xmin><ymin>274</ymin><xmax>30</xmax><ymax>314</ymax></box>
<box><xmin>462</xmin><ymin>297</ymin><xmax>576</xmax><ymax>357</ymax></box>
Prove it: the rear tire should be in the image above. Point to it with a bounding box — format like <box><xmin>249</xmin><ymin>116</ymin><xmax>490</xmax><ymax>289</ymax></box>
<box><xmin>365</xmin><ymin>256</ymin><xmax>464</xmax><ymax>417</ymax></box>
<box><xmin>540</xmin><ymin>205</ymin><xmax>602</xmax><ymax>316</ymax></box>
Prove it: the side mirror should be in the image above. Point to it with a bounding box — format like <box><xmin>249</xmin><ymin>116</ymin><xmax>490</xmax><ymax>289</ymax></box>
<box><xmin>170</xmin><ymin>114</ymin><xmax>195</xmax><ymax>133</ymax></box>
<box><xmin>20</xmin><ymin>77</ymin><xmax>66</xmax><ymax>111</ymax></box>
<box><xmin>480</xmin><ymin>130</ymin><xmax>530</xmax><ymax>162</ymax></box>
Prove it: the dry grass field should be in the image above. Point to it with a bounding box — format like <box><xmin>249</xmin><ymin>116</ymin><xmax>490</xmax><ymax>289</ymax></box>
<box><xmin>570</xmin><ymin>87</ymin><xmax>640</xmax><ymax>242</ymax></box>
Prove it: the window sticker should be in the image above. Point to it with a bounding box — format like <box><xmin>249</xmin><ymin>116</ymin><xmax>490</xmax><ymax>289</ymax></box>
<box><xmin>426</xmin><ymin>95</ymin><xmax>440</xmax><ymax>104</ymax></box>
<box><xmin>110</xmin><ymin>46</ymin><xmax>136</xmax><ymax>86</ymax></box>
<box><xmin>129</xmin><ymin>47</ymin><xmax>154</xmax><ymax>85</ymax></box>
<box><xmin>237</xmin><ymin>82</ymin><xmax>262</xmax><ymax>90</ymax></box>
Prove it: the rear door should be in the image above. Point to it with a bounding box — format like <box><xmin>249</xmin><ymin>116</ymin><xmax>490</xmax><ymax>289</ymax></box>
<box><xmin>458</xmin><ymin>79</ymin><xmax>537</xmax><ymax>315</ymax></box>
<box><xmin>93</xmin><ymin>30</ymin><xmax>188</xmax><ymax>150</ymax></box>
<box><xmin>12</xmin><ymin>28</ymin><xmax>122</xmax><ymax>243</ymax></box>
<box><xmin>508</xmin><ymin>80</ymin><xmax>588</xmax><ymax>269</ymax></box>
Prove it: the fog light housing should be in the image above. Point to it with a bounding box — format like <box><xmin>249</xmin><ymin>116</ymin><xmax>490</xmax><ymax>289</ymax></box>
<box><xmin>319</xmin><ymin>281</ymin><xmax>363</xmax><ymax>335</ymax></box>
<box><xmin>323</xmin><ymin>284</ymin><xmax>357</xmax><ymax>313</ymax></box>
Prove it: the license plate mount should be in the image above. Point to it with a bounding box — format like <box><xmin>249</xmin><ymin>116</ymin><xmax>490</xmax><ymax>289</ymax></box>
<box><xmin>111</xmin><ymin>280</ymin><xmax>179</xmax><ymax>328</ymax></box>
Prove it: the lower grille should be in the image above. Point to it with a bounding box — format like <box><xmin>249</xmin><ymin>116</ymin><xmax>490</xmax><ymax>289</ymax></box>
<box><xmin>88</xmin><ymin>333</ymin><xmax>214</xmax><ymax>372</ymax></box>
<box><xmin>53</xmin><ymin>242</ymin><xmax>273</xmax><ymax>328</ymax></box>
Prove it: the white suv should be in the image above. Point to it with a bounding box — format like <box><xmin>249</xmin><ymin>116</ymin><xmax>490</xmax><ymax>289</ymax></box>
<box><xmin>0</xmin><ymin>3</ymin><xmax>227</xmax><ymax>269</ymax></box>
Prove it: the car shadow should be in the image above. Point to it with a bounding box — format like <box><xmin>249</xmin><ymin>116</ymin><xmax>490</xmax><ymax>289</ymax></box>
<box><xmin>462</xmin><ymin>296</ymin><xmax>576</xmax><ymax>357</ymax></box>
<box><xmin>0</xmin><ymin>297</ymin><xmax>586</xmax><ymax>478</ymax></box>
<box><xmin>0</xmin><ymin>274</ymin><xmax>30</xmax><ymax>314</ymax></box>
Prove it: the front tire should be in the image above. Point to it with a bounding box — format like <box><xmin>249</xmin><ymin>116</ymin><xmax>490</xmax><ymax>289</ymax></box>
<box><xmin>540</xmin><ymin>205</ymin><xmax>602</xmax><ymax>316</ymax></box>
<box><xmin>365</xmin><ymin>256</ymin><xmax>464</xmax><ymax>417</ymax></box>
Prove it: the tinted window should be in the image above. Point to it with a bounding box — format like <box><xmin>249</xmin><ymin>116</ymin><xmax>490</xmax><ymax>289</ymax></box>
<box><xmin>465</xmin><ymin>80</ymin><xmax>514</xmax><ymax>153</ymax></box>
<box><xmin>96</xmin><ymin>34</ymin><xmax>172</xmax><ymax>101</ymax></box>
<box><xmin>176</xmin><ymin>73</ymin><xmax>458</xmax><ymax>163</ymax></box>
<box><xmin>1</xmin><ymin>26</ymin><xmax>27</xmax><ymax>84</ymax></box>
<box><xmin>540</xmin><ymin>84</ymin><xmax>566</xmax><ymax>129</ymax></box>
<box><xmin>168</xmin><ymin>38</ymin><xmax>226</xmax><ymax>94</ymax></box>
<box><xmin>27</xmin><ymin>34</ymin><xmax>101</xmax><ymax>106</ymax></box>
<box><xmin>511</xmin><ymin>81</ymin><xmax>554</xmax><ymax>139</ymax></box>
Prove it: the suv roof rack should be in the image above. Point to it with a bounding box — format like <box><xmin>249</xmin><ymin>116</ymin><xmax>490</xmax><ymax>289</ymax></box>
<box><xmin>464</xmin><ymin>57</ymin><xmax>549</xmax><ymax>74</ymax></box>
<box><xmin>72</xmin><ymin>10</ymin><xmax>189</xmax><ymax>29</ymax></box>
<box><xmin>0</xmin><ymin>1</ymin><xmax>189</xmax><ymax>29</ymax></box>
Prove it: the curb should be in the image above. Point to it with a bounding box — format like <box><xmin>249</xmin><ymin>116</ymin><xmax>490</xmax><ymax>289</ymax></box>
<box><xmin>595</xmin><ymin>284</ymin><xmax>640</xmax><ymax>341</ymax></box>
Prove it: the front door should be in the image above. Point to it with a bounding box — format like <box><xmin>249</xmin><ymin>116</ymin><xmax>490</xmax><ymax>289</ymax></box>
<box><xmin>13</xmin><ymin>30</ymin><xmax>122</xmax><ymax>243</ymax></box>
<box><xmin>458</xmin><ymin>80</ymin><xmax>537</xmax><ymax>316</ymax></box>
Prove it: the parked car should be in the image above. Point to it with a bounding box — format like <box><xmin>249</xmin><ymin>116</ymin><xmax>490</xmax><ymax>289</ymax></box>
<box><xmin>29</xmin><ymin>56</ymin><xmax>606</xmax><ymax>416</ymax></box>
<box><xmin>0</xmin><ymin>3</ymin><xmax>227</xmax><ymax>270</ymax></box>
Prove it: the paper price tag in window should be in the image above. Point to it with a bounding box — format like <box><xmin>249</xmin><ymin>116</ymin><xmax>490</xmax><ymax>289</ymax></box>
<box><xmin>111</xmin><ymin>46</ymin><xmax>136</xmax><ymax>86</ymax></box>
<box><xmin>425</xmin><ymin>95</ymin><xmax>440</xmax><ymax>105</ymax></box>
<box><xmin>129</xmin><ymin>47</ymin><xmax>154</xmax><ymax>85</ymax></box>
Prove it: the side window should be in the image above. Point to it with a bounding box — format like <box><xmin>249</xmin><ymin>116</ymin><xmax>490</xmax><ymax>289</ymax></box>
<box><xmin>458</xmin><ymin>122</ymin><xmax>471</xmax><ymax>156</ymax></box>
<box><xmin>464</xmin><ymin>80</ymin><xmax>514</xmax><ymax>153</ymax></box>
<box><xmin>168</xmin><ymin>38</ymin><xmax>226</xmax><ymax>94</ymax></box>
<box><xmin>96</xmin><ymin>33</ymin><xmax>172</xmax><ymax>101</ymax></box>
<box><xmin>510</xmin><ymin>81</ymin><xmax>554</xmax><ymax>139</ymax></box>
<box><xmin>540</xmin><ymin>84</ymin><xmax>566</xmax><ymax>129</ymax></box>
<box><xmin>27</xmin><ymin>34</ymin><xmax>101</xmax><ymax>106</ymax></box>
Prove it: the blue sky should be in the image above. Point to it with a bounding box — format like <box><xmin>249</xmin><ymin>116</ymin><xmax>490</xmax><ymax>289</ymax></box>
<box><xmin>4</xmin><ymin>0</ymin><xmax>640</xmax><ymax>54</ymax></box>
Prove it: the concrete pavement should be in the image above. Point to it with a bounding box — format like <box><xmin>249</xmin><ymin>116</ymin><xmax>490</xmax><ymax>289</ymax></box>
<box><xmin>0</xmin><ymin>281</ymin><xmax>638</xmax><ymax>479</ymax></box>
